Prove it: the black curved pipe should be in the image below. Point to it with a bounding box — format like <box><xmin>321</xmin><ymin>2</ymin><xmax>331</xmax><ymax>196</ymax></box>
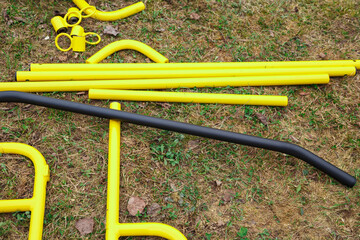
<box><xmin>0</xmin><ymin>91</ymin><xmax>356</xmax><ymax>187</ymax></box>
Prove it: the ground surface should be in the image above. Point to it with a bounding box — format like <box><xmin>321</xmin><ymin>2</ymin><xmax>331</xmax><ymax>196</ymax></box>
<box><xmin>0</xmin><ymin>0</ymin><xmax>359</xmax><ymax>239</ymax></box>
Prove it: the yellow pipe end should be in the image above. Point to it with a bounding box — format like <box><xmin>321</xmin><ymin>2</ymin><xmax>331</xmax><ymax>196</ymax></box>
<box><xmin>355</xmin><ymin>60</ymin><xmax>360</xmax><ymax>70</ymax></box>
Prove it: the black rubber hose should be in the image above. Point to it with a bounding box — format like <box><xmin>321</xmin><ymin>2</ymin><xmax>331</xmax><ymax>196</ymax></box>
<box><xmin>0</xmin><ymin>91</ymin><xmax>356</xmax><ymax>187</ymax></box>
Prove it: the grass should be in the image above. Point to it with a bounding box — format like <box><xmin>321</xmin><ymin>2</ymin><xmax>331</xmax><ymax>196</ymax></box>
<box><xmin>0</xmin><ymin>0</ymin><xmax>360</xmax><ymax>239</ymax></box>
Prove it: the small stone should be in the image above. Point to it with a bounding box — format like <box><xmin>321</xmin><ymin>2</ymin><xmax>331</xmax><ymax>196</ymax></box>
<box><xmin>127</xmin><ymin>196</ymin><xmax>146</xmax><ymax>216</ymax></box>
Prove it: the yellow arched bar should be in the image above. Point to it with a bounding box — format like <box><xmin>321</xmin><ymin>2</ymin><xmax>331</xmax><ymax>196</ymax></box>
<box><xmin>31</xmin><ymin>60</ymin><xmax>360</xmax><ymax>71</ymax></box>
<box><xmin>16</xmin><ymin>67</ymin><xmax>354</xmax><ymax>81</ymax></box>
<box><xmin>0</xmin><ymin>143</ymin><xmax>50</xmax><ymax>240</ymax></box>
<box><xmin>72</xmin><ymin>0</ymin><xmax>145</xmax><ymax>21</ymax></box>
<box><xmin>0</xmin><ymin>75</ymin><xmax>330</xmax><ymax>92</ymax></box>
<box><xmin>86</xmin><ymin>40</ymin><xmax>169</xmax><ymax>64</ymax></box>
<box><xmin>107</xmin><ymin>102</ymin><xmax>186</xmax><ymax>239</ymax></box>
<box><xmin>91</xmin><ymin>89</ymin><xmax>288</xmax><ymax>106</ymax></box>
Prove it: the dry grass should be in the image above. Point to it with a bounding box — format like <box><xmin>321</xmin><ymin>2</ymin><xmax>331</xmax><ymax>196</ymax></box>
<box><xmin>0</xmin><ymin>0</ymin><xmax>359</xmax><ymax>239</ymax></box>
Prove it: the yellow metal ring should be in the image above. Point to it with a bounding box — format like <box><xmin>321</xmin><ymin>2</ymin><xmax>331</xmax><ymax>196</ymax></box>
<box><xmin>80</xmin><ymin>6</ymin><xmax>96</xmax><ymax>18</ymax></box>
<box><xmin>64</xmin><ymin>10</ymin><xmax>82</xmax><ymax>27</ymax></box>
<box><xmin>55</xmin><ymin>33</ymin><xmax>72</xmax><ymax>52</ymax></box>
<box><xmin>85</xmin><ymin>32</ymin><xmax>101</xmax><ymax>45</ymax></box>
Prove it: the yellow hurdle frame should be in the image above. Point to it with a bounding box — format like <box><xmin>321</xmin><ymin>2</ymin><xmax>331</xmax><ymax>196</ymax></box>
<box><xmin>0</xmin><ymin>143</ymin><xmax>50</xmax><ymax>240</ymax></box>
<box><xmin>107</xmin><ymin>102</ymin><xmax>187</xmax><ymax>240</ymax></box>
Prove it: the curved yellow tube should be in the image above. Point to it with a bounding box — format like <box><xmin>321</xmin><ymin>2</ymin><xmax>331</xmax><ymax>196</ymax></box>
<box><xmin>16</xmin><ymin>67</ymin><xmax>354</xmax><ymax>81</ymax></box>
<box><xmin>0</xmin><ymin>143</ymin><xmax>50</xmax><ymax>240</ymax></box>
<box><xmin>0</xmin><ymin>75</ymin><xmax>330</xmax><ymax>92</ymax></box>
<box><xmin>86</xmin><ymin>40</ymin><xmax>169</xmax><ymax>64</ymax></box>
<box><xmin>31</xmin><ymin>60</ymin><xmax>360</xmax><ymax>71</ymax></box>
<box><xmin>91</xmin><ymin>89</ymin><xmax>288</xmax><ymax>106</ymax></box>
<box><xmin>72</xmin><ymin>0</ymin><xmax>145</xmax><ymax>21</ymax></box>
<box><xmin>107</xmin><ymin>103</ymin><xmax>186</xmax><ymax>240</ymax></box>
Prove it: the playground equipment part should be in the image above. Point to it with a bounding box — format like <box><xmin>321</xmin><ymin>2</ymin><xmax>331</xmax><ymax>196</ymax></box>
<box><xmin>55</xmin><ymin>26</ymin><xmax>101</xmax><ymax>52</ymax></box>
<box><xmin>0</xmin><ymin>143</ymin><xmax>50</xmax><ymax>240</ymax></box>
<box><xmin>85</xmin><ymin>40</ymin><xmax>169</xmax><ymax>64</ymax></box>
<box><xmin>89</xmin><ymin>89</ymin><xmax>289</xmax><ymax>106</ymax></box>
<box><xmin>30</xmin><ymin>60</ymin><xmax>360</xmax><ymax>72</ymax></box>
<box><xmin>72</xmin><ymin>0</ymin><xmax>145</xmax><ymax>21</ymax></box>
<box><xmin>16</xmin><ymin>67</ymin><xmax>355</xmax><ymax>81</ymax></box>
<box><xmin>0</xmin><ymin>75</ymin><xmax>330</xmax><ymax>92</ymax></box>
<box><xmin>106</xmin><ymin>102</ymin><xmax>186</xmax><ymax>239</ymax></box>
<box><xmin>0</xmin><ymin>91</ymin><xmax>355</xmax><ymax>187</ymax></box>
<box><xmin>50</xmin><ymin>6</ymin><xmax>96</xmax><ymax>34</ymax></box>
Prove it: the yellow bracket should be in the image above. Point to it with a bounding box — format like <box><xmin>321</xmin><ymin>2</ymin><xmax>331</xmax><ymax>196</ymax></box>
<box><xmin>0</xmin><ymin>143</ymin><xmax>50</xmax><ymax>240</ymax></box>
<box><xmin>107</xmin><ymin>102</ymin><xmax>187</xmax><ymax>240</ymax></box>
<box><xmin>72</xmin><ymin>0</ymin><xmax>145</xmax><ymax>21</ymax></box>
<box><xmin>86</xmin><ymin>40</ymin><xmax>169</xmax><ymax>64</ymax></box>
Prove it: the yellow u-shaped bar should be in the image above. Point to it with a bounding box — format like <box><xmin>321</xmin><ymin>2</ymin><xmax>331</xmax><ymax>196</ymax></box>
<box><xmin>0</xmin><ymin>143</ymin><xmax>50</xmax><ymax>240</ymax></box>
<box><xmin>107</xmin><ymin>102</ymin><xmax>186</xmax><ymax>240</ymax></box>
<box><xmin>86</xmin><ymin>40</ymin><xmax>169</xmax><ymax>64</ymax></box>
<box><xmin>72</xmin><ymin>0</ymin><xmax>145</xmax><ymax>21</ymax></box>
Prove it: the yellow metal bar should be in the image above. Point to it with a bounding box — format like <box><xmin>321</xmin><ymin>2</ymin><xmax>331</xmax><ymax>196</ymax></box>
<box><xmin>86</xmin><ymin>40</ymin><xmax>169</xmax><ymax>64</ymax></box>
<box><xmin>16</xmin><ymin>67</ymin><xmax>354</xmax><ymax>81</ymax></box>
<box><xmin>31</xmin><ymin>60</ymin><xmax>360</xmax><ymax>71</ymax></box>
<box><xmin>0</xmin><ymin>143</ymin><xmax>50</xmax><ymax>240</ymax></box>
<box><xmin>0</xmin><ymin>75</ymin><xmax>330</xmax><ymax>92</ymax></box>
<box><xmin>107</xmin><ymin>103</ymin><xmax>186</xmax><ymax>240</ymax></box>
<box><xmin>90</xmin><ymin>89</ymin><xmax>288</xmax><ymax>106</ymax></box>
<box><xmin>72</xmin><ymin>0</ymin><xmax>145</xmax><ymax>21</ymax></box>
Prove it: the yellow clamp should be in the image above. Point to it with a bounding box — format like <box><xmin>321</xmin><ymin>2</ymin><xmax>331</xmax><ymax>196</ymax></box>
<box><xmin>0</xmin><ymin>142</ymin><xmax>50</xmax><ymax>240</ymax></box>
<box><xmin>50</xmin><ymin>6</ymin><xmax>96</xmax><ymax>34</ymax></box>
<box><xmin>55</xmin><ymin>25</ymin><xmax>101</xmax><ymax>52</ymax></box>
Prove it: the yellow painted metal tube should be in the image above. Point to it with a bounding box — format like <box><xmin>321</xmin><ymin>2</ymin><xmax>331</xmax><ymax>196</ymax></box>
<box><xmin>16</xmin><ymin>67</ymin><xmax>354</xmax><ymax>81</ymax></box>
<box><xmin>31</xmin><ymin>60</ymin><xmax>360</xmax><ymax>71</ymax></box>
<box><xmin>90</xmin><ymin>89</ymin><xmax>288</xmax><ymax>106</ymax></box>
<box><xmin>86</xmin><ymin>40</ymin><xmax>169</xmax><ymax>64</ymax></box>
<box><xmin>107</xmin><ymin>103</ymin><xmax>186</xmax><ymax>240</ymax></box>
<box><xmin>0</xmin><ymin>143</ymin><xmax>50</xmax><ymax>240</ymax></box>
<box><xmin>72</xmin><ymin>0</ymin><xmax>145</xmax><ymax>21</ymax></box>
<box><xmin>0</xmin><ymin>75</ymin><xmax>330</xmax><ymax>92</ymax></box>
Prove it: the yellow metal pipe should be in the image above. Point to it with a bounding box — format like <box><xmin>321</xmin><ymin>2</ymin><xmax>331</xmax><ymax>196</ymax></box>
<box><xmin>86</xmin><ymin>40</ymin><xmax>169</xmax><ymax>64</ymax></box>
<box><xmin>90</xmin><ymin>89</ymin><xmax>288</xmax><ymax>106</ymax></box>
<box><xmin>16</xmin><ymin>67</ymin><xmax>354</xmax><ymax>81</ymax></box>
<box><xmin>0</xmin><ymin>143</ymin><xmax>50</xmax><ymax>240</ymax></box>
<box><xmin>31</xmin><ymin>60</ymin><xmax>360</xmax><ymax>71</ymax></box>
<box><xmin>72</xmin><ymin>0</ymin><xmax>145</xmax><ymax>21</ymax></box>
<box><xmin>114</xmin><ymin>223</ymin><xmax>187</xmax><ymax>240</ymax></box>
<box><xmin>107</xmin><ymin>103</ymin><xmax>186</xmax><ymax>240</ymax></box>
<box><xmin>1</xmin><ymin>75</ymin><xmax>330</xmax><ymax>92</ymax></box>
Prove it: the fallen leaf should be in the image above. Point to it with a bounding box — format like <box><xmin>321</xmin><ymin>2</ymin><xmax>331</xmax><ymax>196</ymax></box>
<box><xmin>76</xmin><ymin>91</ymin><xmax>87</xmax><ymax>95</ymax></box>
<box><xmin>127</xmin><ymin>196</ymin><xmax>146</xmax><ymax>216</ymax></box>
<box><xmin>75</xmin><ymin>218</ymin><xmax>94</xmax><ymax>236</ymax></box>
<box><xmin>289</xmin><ymin>135</ymin><xmax>300</xmax><ymax>143</ymax></box>
<box><xmin>157</xmin><ymin>102</ymin><xmax>171</xmax><ymax>109</ymax></box>
<box><xmin>13</xmin><ymin>16</ymin><xmax>26</xmax><ymax>23</ymax></box>
<box><xmin>3</xmin><ymin>10</ymin><xmax>13</xmax><ymax>26</ymax></box>
<box><xmin>188</xmin><ymin>140</ymin><xmax>200</xmax><ymax>150</ymax></box>
<box><xmin>299</xmin><ymin>92</ymin><xmax>310</xmax><ymax>96</ymax></box>
<box><xmin>58</xmin><ymin>55</ymin><xmax>67</xmax><ymax>62</ymax></box>
<box><xmin>104</xmin><ymin>25</ymin><xmax>119</xmax><ymax>36</ymax></box>
<box><xmin>147</xmin><ymin>203</ymin><xmax>161</xmax><ymax>216</ymax></box>
<box><xmin>223</xmin><ymin>190</ymin><xmax>235</xmax><ymax>203</ymax></box>
<box><xmin>215</xmin><ymin>180</ymin><xmax>222</xmax><ymax>187</ymax></box>
<box><xmin>318</xmin><ymin>53</ymin><xmax>327</xmax><ymax>60</ymax></box>
<box><xmin>189</xmin><ymin>12</ymin><xmax>200</xmax><ymax>20</ymax></box>
<box><xmin>170</xmin><ymin>182</ymin><xmax>178</xmax><ymax>192</ymax></box>
<box><xmin>255</xmin><ymin>112</ymin><xmax>268</xmax><ymax>126</ymax></box>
